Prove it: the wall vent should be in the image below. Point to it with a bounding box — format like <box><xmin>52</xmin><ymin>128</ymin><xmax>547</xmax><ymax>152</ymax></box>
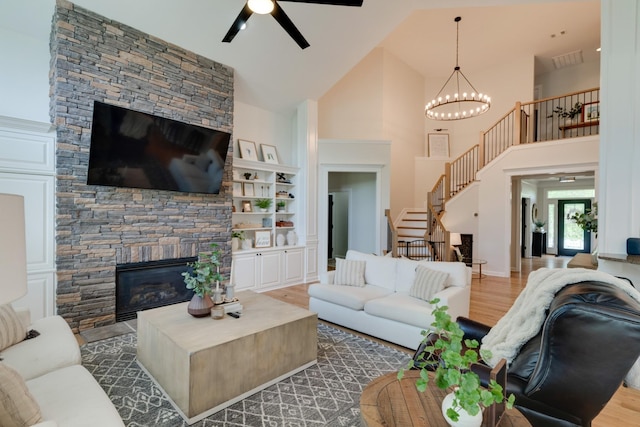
<box><xmin>552</xmin><ymin>50</ymin><xmax>584</xmax><ymax>69</ymax></box>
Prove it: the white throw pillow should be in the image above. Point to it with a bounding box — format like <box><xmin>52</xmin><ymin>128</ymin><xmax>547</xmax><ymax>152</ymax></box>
<box><xmin>0</xmin><ymin>305</ymin><xmax>26</xmax><ymax>352</ymax></box>
<box><xmin>334</xmin><ymin>258</ymin><xmax>366</xmax><ymax>287</ymax></box>
<box><xmin>410</xmin><ymin>265</ymin><xmax>449</xmax><ymax>301</ymax></box>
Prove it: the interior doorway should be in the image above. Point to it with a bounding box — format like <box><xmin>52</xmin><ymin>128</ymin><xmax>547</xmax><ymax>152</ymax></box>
<box><xmin>557</xmin><ymin>199</ymin><xmax>591</xmax><ymax>256</ymax></box>
<box><xmin>328</xmin><ymin>191</ymin><xmax>349</xmax><ymax>265</ymax></box>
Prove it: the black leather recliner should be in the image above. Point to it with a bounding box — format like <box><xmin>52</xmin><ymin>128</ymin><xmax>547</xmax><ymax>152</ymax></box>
<box><xmin>414</xmin><ymin>281</ymin><xmax>640</xmax><ymax>427</ymax></box>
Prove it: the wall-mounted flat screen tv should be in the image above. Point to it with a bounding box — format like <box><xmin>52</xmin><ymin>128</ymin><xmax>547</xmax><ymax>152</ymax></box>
<box><xmin>87</xmin><ymin>101</ymin><xmax>231</xmax><ymax>195</ymax></box>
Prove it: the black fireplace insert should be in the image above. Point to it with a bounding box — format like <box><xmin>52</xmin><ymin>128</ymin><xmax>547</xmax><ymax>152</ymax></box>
<box><xmin>115</xmin><ymin>257</ymin><xmax>197</xmax><ymax>321</ymax></box>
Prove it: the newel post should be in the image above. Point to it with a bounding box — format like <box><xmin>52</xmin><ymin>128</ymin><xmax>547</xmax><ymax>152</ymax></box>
<box><xmin>514</xmin><ymin>102</ymin><xmax>522</xmax><ymax>146</ymax></box>
<box><xmin>444</xmin><ymin>162</ymin><xmax>452</xmax><ymax>202</ymax></box>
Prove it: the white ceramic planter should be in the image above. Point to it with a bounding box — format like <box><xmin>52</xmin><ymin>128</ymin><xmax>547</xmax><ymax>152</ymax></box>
<box><xmin>441</xmin><ymin>392</ymin><xmax>482</xmax><ymax>427</ymax></box>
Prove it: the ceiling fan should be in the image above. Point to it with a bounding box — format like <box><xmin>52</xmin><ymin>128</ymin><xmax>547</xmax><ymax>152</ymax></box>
<box><xmin>222</xmin><ymin>0</ymin><xmax>363</xmax><ymax>49</ymax></box>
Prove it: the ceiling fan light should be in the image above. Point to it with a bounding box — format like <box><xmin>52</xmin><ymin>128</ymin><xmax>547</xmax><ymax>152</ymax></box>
<box><xmin>248</xmin><ymin>0</ymin><xmax>274</xmax><ymax>14</ymax></box>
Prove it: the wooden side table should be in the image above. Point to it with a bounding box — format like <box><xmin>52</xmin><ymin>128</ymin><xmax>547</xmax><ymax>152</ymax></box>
<box><xmin>360</xmin><ymin>370</ymin><xmax>530</xmax><ymax>427</ymax></box>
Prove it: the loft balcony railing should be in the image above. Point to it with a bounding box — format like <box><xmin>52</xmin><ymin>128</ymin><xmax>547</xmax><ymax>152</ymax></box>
<box><xmin>445</xmin><ymin>87</ymin><xmax>599</xmax><ymax>201</ymax></box>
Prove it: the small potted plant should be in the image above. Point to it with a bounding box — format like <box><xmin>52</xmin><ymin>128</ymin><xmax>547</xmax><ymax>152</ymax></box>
<box><xmin>231</xmin><ymin>230</ymin><xmax>245</xmax><ymax>251</ymax></box>
<box><xmin>277</xmin><ymin>200</ymin><xmax>286</xmax><ymax>212</ymax></box>
<box><xmin>548</xmin><ymin>102</ymin><xmax>582</xmax><ymax>123</ymax></box>
<box><xmin>399</xmin><ymin>299</ymin><xmax>514</xmax><ymax>426</ymax></box>
<box><xmin>182</xmin><ymin>243</ymin><xmax>224</xmax><ymax>317</ymax></box>
<box><xmin>255</xmin><ymin>198</ymin><xmax>272</xmax><ymax>212</ymax></box>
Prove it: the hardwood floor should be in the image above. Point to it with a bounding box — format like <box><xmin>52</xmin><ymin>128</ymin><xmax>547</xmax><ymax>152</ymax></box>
<box><xmin>264</xmin><ymin>255</ymin><xmax>640</xmax><ymax>427</ymax></box>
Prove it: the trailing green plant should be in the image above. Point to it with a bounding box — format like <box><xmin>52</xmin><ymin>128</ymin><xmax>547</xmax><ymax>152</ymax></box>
<box><xmin>547</xmin><ymin>102</ymin><xmax>582</xmax><ymax>120</ymax></box>
<box><xmin>181</xmin><ymin>243</ymin><xmax>224</xmax><ymax>297</ymax></box>
<box><xmin>571</xmin><ymin>202</ymin><xmax>597</xmax><ymax>238</ymax></box>
<box><xmin>398</xmin><ymin>299</ymin><xmax>515</xmax><ymax>422</ymax></box>
<box><xmin>255</xmin><ymin>198</ymin><xmax>272</xmax><ymax>209</ymax></box>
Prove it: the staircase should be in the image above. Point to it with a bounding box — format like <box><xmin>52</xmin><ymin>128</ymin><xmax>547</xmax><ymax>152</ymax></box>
<box><xmin>387</xmin><ymin>87</ymin><xmax>601</xmax><ymax>260</ymax></box>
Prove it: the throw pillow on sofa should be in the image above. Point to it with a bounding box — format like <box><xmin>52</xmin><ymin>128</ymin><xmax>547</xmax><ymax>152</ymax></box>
<box><xmin>410</xmin><ymin>265</ymin><xmax>449</xmax><ymax>301</ymax></box>
<box><xmin>0</xmin><ymin>305</ymin><xmax>26</xmax><ymax>352</ymax></box>
<box><xmin>334</xmin><ymin>259</ymin><xmax>366</xmax><ymax>287</ymax></box>
<box><xmin>0</xmin><ymin>362</ymin><xmax>43</xmax><ymax>426</ymax></box>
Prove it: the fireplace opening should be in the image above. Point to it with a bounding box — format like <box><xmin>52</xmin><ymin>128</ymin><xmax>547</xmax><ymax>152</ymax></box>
<box><xmin>116</xmin><ymin>257</ymin><xmax>197</xmax><ymax>321</ymax></box>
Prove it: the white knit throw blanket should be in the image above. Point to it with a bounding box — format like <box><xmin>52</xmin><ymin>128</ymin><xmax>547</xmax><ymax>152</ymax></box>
<box><xmin>481</xmin><ymin>267</ymin><xmax>640</xmax><ymax>389</ymax></box>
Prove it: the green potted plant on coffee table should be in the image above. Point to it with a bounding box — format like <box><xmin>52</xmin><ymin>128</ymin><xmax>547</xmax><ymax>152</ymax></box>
<box><xmin>182</xmin><ymin>243</ymin><xmax>224</xmax><ymax>317</ymax></box>
<box><xmin>399</xmin><ymin>299</ymin><xmax>514</xmax><ymax>426</ymax></box>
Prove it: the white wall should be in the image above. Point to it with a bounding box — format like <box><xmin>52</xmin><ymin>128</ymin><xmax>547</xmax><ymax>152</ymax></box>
<box><xmin>536</xmin><ymin>59</ymin><xmax>601</xmax><ymax>99</ymax></box>
<box><xmin>233</xmin><ymin>101</ymin><xmax>295</xmax><ymax>165</ymax></box>
<box><xmin>0</xmin><ymin>27</ymin><xmax>51</xmax><ymax>123</ymax></box>
<box><xmin>318</xmin><ymin>48</ymin><xmax>424</xmax><ymax>218</ymax></box>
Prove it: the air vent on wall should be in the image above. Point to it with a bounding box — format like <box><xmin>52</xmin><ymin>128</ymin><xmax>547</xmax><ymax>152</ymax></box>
<box><xmin>552</xmin><ymin>50</ymin><xmax>583</xmax><ymax>69</ymax></box>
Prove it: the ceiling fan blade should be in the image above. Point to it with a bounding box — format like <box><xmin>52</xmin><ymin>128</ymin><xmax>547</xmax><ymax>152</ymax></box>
<box><xmin>272</xmin><ymin>2</ymin><xmax>310</xmax><ymax>49</ymax></box>
<box><xmin>278</xmin><ymin>0</ymin><xmax>363</xmax><ymax>5</ymax></box>
<box><xmin>222</xmin><ymin>4</ymin><xmax>254</xmax><ymax>43</ymax></box>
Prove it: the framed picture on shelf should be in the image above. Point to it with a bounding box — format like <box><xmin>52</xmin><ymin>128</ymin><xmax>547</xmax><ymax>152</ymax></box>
<box><xmin>232</xmin><ymin>182</ymin><xmax>242</xmax><ymax>197</ymax></box>
<box><xmin>242</xmin><ymin>182</ymin><xmax>255</xmax><ymax>197</ymax></box>
<box><xmin>242</xmin><ymin>200</ymin><xmax>252</xmax><ymax>212</ymax></box>
<box><xmin>427</xmin><ymin>133</ymin><xmax>450</xmax><ymax>158</ymax></box>
<box><xmin>260</xmin><ymin>144</ymin><xmax>280</xmax><ymax>164</ymax></box>
<box><xmin>254</xmin><ymin>230</ymin><xmax>271</xmax><ymax>248</ymax></box>
<box><xmin>238</xmin><ymin>139</ymin><xmax>258</xmax><ymax>161</ymax></box>
<box><xmin>582</xmin><ymin>102</ymin><xmax>600</xmax><ymax>122</ymax></box>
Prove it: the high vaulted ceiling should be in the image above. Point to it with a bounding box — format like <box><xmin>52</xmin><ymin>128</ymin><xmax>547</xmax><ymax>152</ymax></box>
<box><xmin>2</xmin><ymin>0</ymin><xmax>600</xmax><ymax>113</ymax></box>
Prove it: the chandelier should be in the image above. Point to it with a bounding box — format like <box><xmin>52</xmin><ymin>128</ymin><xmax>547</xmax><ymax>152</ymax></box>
<box><xmin>425</xmin><ymin>17</ymin><xmax>491</xmax><ymax>121</ymax></box>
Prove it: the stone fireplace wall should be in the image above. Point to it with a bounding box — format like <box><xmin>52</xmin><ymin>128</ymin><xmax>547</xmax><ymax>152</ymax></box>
<box><xmin>50</xmin><ymin>0</ymin><xmax>234</xmax><ymax>332</ymax></box>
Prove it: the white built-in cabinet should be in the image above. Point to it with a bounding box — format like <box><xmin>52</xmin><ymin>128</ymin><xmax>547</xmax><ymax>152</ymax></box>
<box><xmin>231</xmin><ymin>158</ymin><xmax>304</xmax><ymax>290</ymax></box>
<box><xmin>0</xmin><ymin>116</ymin><xmax>56</xmax><ymax>320</ymax></box>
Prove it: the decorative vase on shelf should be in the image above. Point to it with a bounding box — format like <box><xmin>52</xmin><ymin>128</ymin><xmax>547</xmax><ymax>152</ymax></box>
<box><xmin>286</xmin><ymin>230</ymin><xmax>297</xmax><ymax>246</ymax></box>
<box><xmin>187</xmin><ymin>294</ymin><xmax>214</xmax><ymax>317</ymax></box>
<box><xmin>232</xmin><ymin>237</ymin><xmax>240</xmax><ymax>251</ymax></box>
<box><xmin>242</xmin><ymin>238</ymin><xmax>252</xmax><ymax>250</ymax></box>
<box><xmin>441</xmin><ymin>392</ymin><xmax>483</xmax><ymax>427</ymax></box>
<box><xmin>276</xmin><ymin>233</ymin><xmax>285</xmax><ymax>247</ymax></box>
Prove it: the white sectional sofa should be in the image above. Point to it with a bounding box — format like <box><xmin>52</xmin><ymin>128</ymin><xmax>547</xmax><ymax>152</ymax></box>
<box><xmin>308</xmin><ymin>250</ymin><xmax>472</xmax><ymax>349</ymax></box>
<box><xmin>0</xmin><ymin>307</ymin><xmax>124</xmax><ymax>427</ymax></box>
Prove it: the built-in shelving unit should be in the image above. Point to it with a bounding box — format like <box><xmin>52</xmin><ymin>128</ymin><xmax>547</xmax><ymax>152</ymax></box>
<box><xmin>231</xmin><ymin>158</ymin><xmax>303</xmax><ymax>290</ymax></box>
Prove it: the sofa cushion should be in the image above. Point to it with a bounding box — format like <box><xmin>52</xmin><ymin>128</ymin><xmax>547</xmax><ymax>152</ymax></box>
<box><xmin>346</xmin><ymin>250</ymin><xmax>396</xmax><ymax>290</ymax></box>
<box><xmin>27</xmin><ymin>365</ymin><xmax>125</xmax><ymax>427</ymax></box>
<box><xmin>308</xmin><ymin>283</ymin><xmax>392</xmax><ymax>310</ymax></box>
<box><xmin>417</xmin><ymin>261</ymin><xmax>468</xmax><ymax>288</ymax></box>
<box><xmin>334</xmin><ymin>258</ymin><xmax>366</xmax><ymax>287</ymax></box>
<box><xmin>395</xmin><ymin>258</ymin><xmax>419</xmax><ymax>294</ymax></box>
<box><xmin>364</xmin><ymin>293</ymin><xmax>435</xmax><ymax>329</ymax></box>
<box><xmin>410</xmin><ymin>265</ymin><xmax>449</xmax><ymax>301</ymax></box>
<box><xmin>0</xmin><ymin>305</ymin><xmax>26</xmax><ymax>352</ymax></box>
<box><xmin>1</xmin><ymin>316</ymin><xmax>81</xmax><ymax>381</ymax></box>
<box><xmin>0</xmin><ymin>362</ymin><xmax>43</xmax><ymax>427</ymax></box>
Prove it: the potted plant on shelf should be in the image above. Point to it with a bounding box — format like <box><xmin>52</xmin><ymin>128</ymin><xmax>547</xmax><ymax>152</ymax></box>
<box><xmin>231</xmin><ymin>230</ymin><xmax>245</xmax><ymax>251</ymax></box>
<box><xmin>399</xmin><ymin>299</ymin><xmax>514</xmax><ymax>427</ymax></box>
<box><xmin>548</xmin><ymin>102</ymin><xmax>582</xmax><ymax>124</ymax></box>
<box><xmin>255</xmin><ymin>198</ymin><xmax>272</xmax><ymax>212</ymax></box>
<box><xmin>182</xmin><ymin>243</ymin><xmax>224</xmax><ymax>317</ymax></box>
<box><xmin>276</xmin><ymin>200</ymin><xmax>286</xmax><ymax>212</ymax></box>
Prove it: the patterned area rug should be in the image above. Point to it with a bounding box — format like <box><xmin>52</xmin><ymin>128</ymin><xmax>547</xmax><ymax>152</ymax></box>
<box><xmin>81</xmin><ymin>323</ymin><xmax>410</xmax><ymax>426</ymax></box>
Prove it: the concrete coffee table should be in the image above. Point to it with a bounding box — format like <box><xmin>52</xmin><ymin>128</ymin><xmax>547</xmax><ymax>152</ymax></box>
<box><xmin>137</xmin><ymin>290</ymin><xmax>317</xmax><ymax>424</ymax></box>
